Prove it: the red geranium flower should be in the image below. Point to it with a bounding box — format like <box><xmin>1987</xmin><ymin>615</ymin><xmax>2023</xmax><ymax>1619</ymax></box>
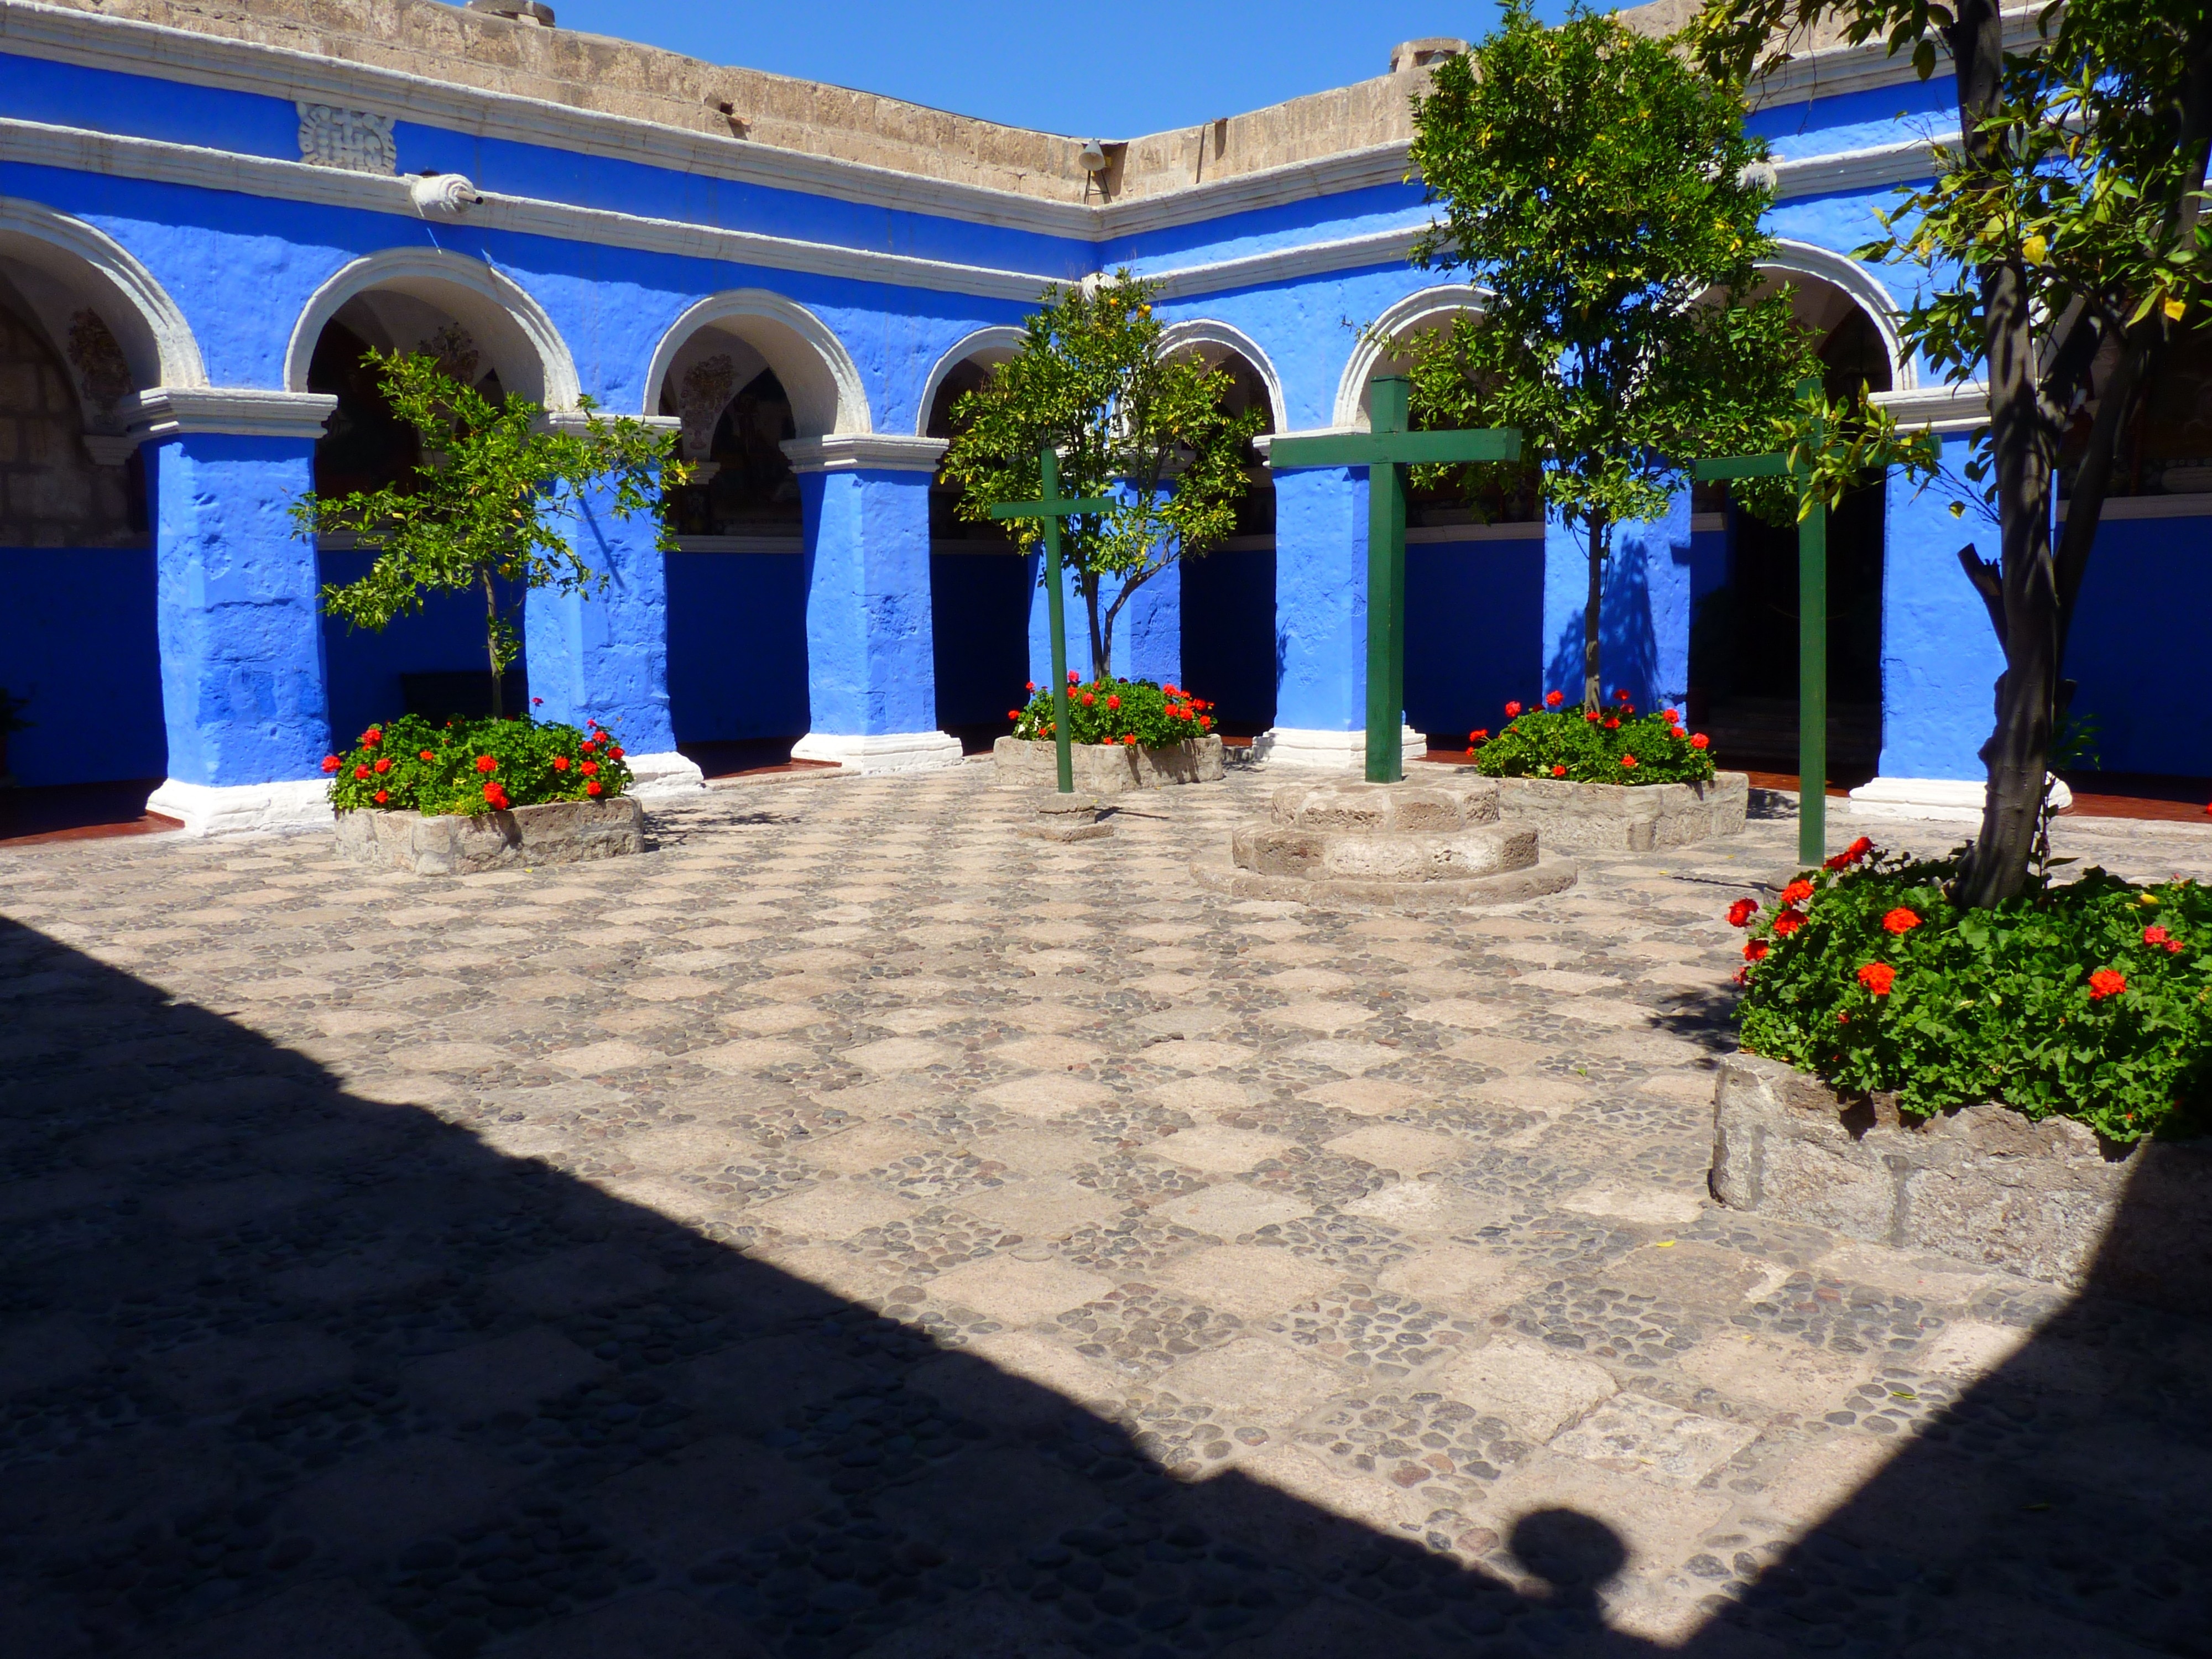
<box><xmin>2144</xmin><ymin>925</ymin><xmax>2172</xmax><ymax>947</ymax></box>
<box><xmin>1744</xmin><ymin>938</ymin><xmax>1769</xmax><ymax>962</ymax></box>
<box><xmin>1772</xmin><ymin>909</ymin><xmax>1806</xmax><ymax>937</ymax></box>
<box><xmin>1121</xmin><ymin>734</ymin><xmax>1137</xmax><ymax>746</ymax></box>
<box><xmin>2088</xmin><ymin>968</ymin><xmax>2127</xmax><ymax>1001</ymax></box>
<box><xmin>1198</xmin><ymin>716</ymin><xmax>1212</xmax><ymax>729</ymax></box>
<box><xmin>1068</xmin><ymin>670</ymin><xmax>1079</xmax><ymax>684</ymax></box>
<box><xmin>353</xmin><ymin>764</ymin><xmax>371</xmax><ymax>780</ymax></box>
<box><xmin>1546</xmin><ymin>690</ymin><xmax>1565</xmax><ymax>707</ymax></box>
<box><xmin>552</xmin><ymin>755</ymin><xmax>570</xmax><ymax>771</ymax></box>
<box><xmin>483</xmin><ymin>782</ymin><xmax>509</xmax><ymax>809</ymax></box>
<box><xmin>1690</xmin><ymin>733</ymin><xmax>1710</xmax><ymax>749</ymax></box>
<box><xmin>1082</xmin><ymin>692</ymin><xmax>1095</xmax><ymax>706</ymax></box>
<box><xmin>1107</xmin><ymin>694</ymin><xmax>1121</xmax><ymax>711</ymax></box>
<box><xmin>1727</xmin><ymin>898</ymin><xmax>1758</xmax><ymax>927</ymax></box>
<box><xmin>1603</xmin><ymin>718</ymin><xmax>1620</xmax><ymax>730</ymax></box>
<box><xmin>1504</xmin><ymin>701</ymin><xmax>1523</xmax><ymax>717</ymax></box>
<box><xmin>1008</xmin><ymin>709</ymin><xmax>1022</xmax><ymax>721</ymax></box>
<box><xmin>1584</xmin><ymin>709</ymin><xmax>1601</xmax><ymax>724</ymax></box>
<box><xmin>1882</xmin><ymin>908</ymin><xmax>1920</xmax><ymax>935</ymax></box>
<box><xmin>581</xmin><ymin>760</ymin><xmax>599</xmax><ymax>776</ymax></box>
<box><xmin>1857</xmin><ymin>961</ymin><xmax>1896</xmax><ymax>996</ymax></box>
<box><xmin>1615</xmin><ymin>688</ymin><xmax>1632</xmax><ymax>703</ymax></box>
<box><xmin>362</xmin><ymin>727</ymin><xmax>382</xmax><ymax>747</ymax></box>
<box><xmin>1469</xmin><ymin>729</ymin><xmax>1489</xmax><ymax>744</ymax></box>
<box><xmin>373</xmin><ymin>758</ymin><xmax>390</xmax><ymax>774</ymax></box>
<box><xmin>610</xmin><ymin>747</ymin><xmax>623</xmax><ymax>759</ymax></box>
<box><xmin>1551</xmin><ymin>764</ymin><xmax>1567</xmax><ymax>776</ymax></box>
<box><xmin>1619</xmin><ymin>754</ymin><xmax>1637</xmax><ymax>768</ymax></box>
<box><xmin>1662</xmin><ymin>707</ymin><xmax>1681</xmax><ymax>725</ymax></box>
<box><xmin>585</xmin><ymin>779</ymin><xmax>603</xmax><ymax>797</ymax></box>
<box><xmin>1780</xmin><ymin>879</ymin><xmax>1814</xmax><ymax>906</ymax></box>
<box><xmin>475</xmin><ymin>755</ymin><xmax>497</xmax><ymax>773</ymax></box>
<box><xmin>373</xmin><ymin>789</ymin><xmax>389</xmax><ymax>804</ymax></box>
<box><xmin>321</xmin><ymin>755</ymin><xmax>341</xmax><ymax>773</ymax></box>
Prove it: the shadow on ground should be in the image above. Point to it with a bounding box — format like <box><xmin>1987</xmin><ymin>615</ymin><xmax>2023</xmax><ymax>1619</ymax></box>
<box><xmin>2</xmin><ymin>916</ymin><xmax>2205</xmax><ymax>1657</ymax></box>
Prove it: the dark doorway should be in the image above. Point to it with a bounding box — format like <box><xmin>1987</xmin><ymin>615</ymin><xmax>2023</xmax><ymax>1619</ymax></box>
<box><xmin>1181</xmin><ymin>348</ymin><xmax>1278</xmax><ymax>736</ymax></box>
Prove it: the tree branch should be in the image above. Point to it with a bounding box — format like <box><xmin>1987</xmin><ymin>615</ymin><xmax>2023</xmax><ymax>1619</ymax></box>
<box><xmin>1956</xmin><ymin>541</ymin><xmax>2007</xmax><ymax>648</ymax></box>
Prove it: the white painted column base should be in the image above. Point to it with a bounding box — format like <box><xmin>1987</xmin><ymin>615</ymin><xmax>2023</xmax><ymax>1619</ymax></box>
<box><xmin>790</xmin><ymin>731</ymin><xmax>964</xmax><ymax>775</ymax></box>
<box><xmin>620</xmin><ymin>750</ymin><xmax>706</xmax><ymax>796</ymax></box>
<box><xmin>145</xmin><ymin>778</ymin><xmax>333</xmax><ymax>837</ymax></box>
<box><xmin>1846</xmin><ymin>774</ymin><xmax>2073</xmax><ymax>823</ymax></box>
<box><xmin>1249</xmin><ymin>726</ymin><xmax>1428</xmax><ymax>771</ymax></box>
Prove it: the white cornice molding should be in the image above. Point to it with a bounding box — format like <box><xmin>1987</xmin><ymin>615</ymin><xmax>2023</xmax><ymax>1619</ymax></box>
<box><xmin>1146</xmin><ymin>225</ymin><xmax>1428</xmax><ymax>300</ymax></box>
<box><xmin>1750</xmin><ymin>9</ymin><xmax>2049</xmax><ymax>105</ymax></box>
<box><xmin>536</xmin><ymin>411</ymin><xmax>679</xmax><ymax>435</ymax></box>
<box><xmin>119</xmin><ymin>387</ymin><xmax>335</xmax><ymax>440</ymax></box>
<box><xmin>1772</xmin><ymin>137</ymin><xmax>1949</xmax><ymax>200</ymax></box>
<box><xmin>1871</xmin><ymin>381</ymin><xmax>1988</xmax><ymax>433</ymax></box>
<box><xmin>780</xmin><ymin>435</ymin><xmax>948</xmax><ymax>473</ymax></box>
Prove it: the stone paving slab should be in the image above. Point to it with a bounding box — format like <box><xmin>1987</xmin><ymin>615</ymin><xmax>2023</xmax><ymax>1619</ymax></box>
<box><xmin>2</xmin><ymin>770</ymin><xmax>2210</xmax><ymax>1657</ymax></box>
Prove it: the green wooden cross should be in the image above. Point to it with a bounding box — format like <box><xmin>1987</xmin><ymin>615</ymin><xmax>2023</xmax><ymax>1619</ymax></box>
<box><xmin>1270</xmin><ymin>377</ymin><xmax>1520</xmax><ymax>782</ymax></box>
<box><xmin>1693</xmin><ymin>382</ymin><xmax>1829</xmax><ymax>867</ymax></box>
<box><xmin>992</xmin><ymin>447</ymin><xmax>1115</xmax><ymax>794</ymax></box>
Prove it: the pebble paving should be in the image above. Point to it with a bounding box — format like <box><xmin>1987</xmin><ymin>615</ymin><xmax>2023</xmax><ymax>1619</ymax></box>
<box><xmin>3</xmin><ymin>763</ymin><xmax>2212</xmax><ymax>1656</ymax></box>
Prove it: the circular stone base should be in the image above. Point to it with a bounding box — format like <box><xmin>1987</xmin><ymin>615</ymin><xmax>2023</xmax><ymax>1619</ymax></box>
<box><xmin>1189</xmin><ymin>847</ymin><xmax>1577</xmax><ymax>911</ymax></box>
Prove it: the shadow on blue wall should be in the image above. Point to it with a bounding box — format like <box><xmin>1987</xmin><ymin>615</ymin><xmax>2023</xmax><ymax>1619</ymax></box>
<box><xmin>665</xmin><ymin>551</ymin><xmax>809</xmax><ymax>744</ymax></box>
<box><xmin>2065</xmin><ymin>514</ymin><xmax>2212</xmax><ymax>778</ymax></box>
<box><xmin>319</xmin><ymin>552</ymin><xmax>529</xmax><ymax>743</ymax></box>
<box><xmin>931</xmin><ymin>552</ymin><xmax>1031</xmax><ymax>729</ymax></box>
<box><xmin>1545</xmin><ymin>537</ymin><xmax>1662</xmax><ymax>710</ymax></box>
<box><xmin>1182</xmin><ymin>547</ymin><xmax>1277</xmax><ymax>732</ymax></box>
<box><xmin>1</xmin><ymin>546</ymin><xmax>165</xmax><ymax>787</ymax></box>
<box><xmin>1407</xmin><ymin>540</ymin><xmax>1545</xmax><ymax>742</ymax></box>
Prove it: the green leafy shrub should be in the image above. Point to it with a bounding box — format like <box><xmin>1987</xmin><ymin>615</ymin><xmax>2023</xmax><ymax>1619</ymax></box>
<box><xmin>1009</xmin><ymin>675</ymin><xmax>1216</xmax><ymax>749</ymax></box>
<box><xmin>1733</xmin><ymin>839</ymin><xmax>2212</xmax><ymax>1142</ymax></box>
<box><xmin>322</xmin><ymin>714</ymin><xmax>633</xmax><ymax>817</ymax></box>
<box><xmin>1468</xmin><ymin>691</ymin><xmax>1717</xmax><ymax>785</ymax></box>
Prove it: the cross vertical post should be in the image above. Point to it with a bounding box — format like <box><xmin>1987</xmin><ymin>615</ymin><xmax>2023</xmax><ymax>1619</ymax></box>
<box><xmin>1269</xmin><ymin>379</ymin><xmax>1519</xmax><ymax>785</ymax></box>
<box><xmin>990</xmin><ymin>447</ymin><xmax>1115</xmax><ymax>795</ymax></box>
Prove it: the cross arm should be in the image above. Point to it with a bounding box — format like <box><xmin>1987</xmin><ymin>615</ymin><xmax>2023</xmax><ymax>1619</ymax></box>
<box><xmin>1693</xmin><ymin>454</ymin><xmax>1791</xmax><ymax>481</ymax></box>
<box><xmin>1270</xmin><ymin>429</ymin><xmax>1521</xmax><ymax>469</ymax></box>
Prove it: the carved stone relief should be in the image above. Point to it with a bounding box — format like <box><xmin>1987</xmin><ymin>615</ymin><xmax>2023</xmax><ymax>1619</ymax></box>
<box><xmin>65</xmin><ymin>309</ymin><xmax>134</xmax><ymax>432</ymax></box>
<box><xmin>297</xmin><ymin>103</ymin><xmax>398</xmax><ymax>175</ymax></box>
<box><xmin>676</xmin><ymin>353</ymin><xmax>737</xmax><ymax>462</ymax></box>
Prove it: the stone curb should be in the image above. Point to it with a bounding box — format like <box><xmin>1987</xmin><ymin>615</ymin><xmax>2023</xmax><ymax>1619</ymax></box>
<box><xmin>992</xmin><ymin>735</ymin><xmax>1224</xmax><ymax>796</ymax></box>
<box><xmin>1188</xmin><ymin>847</ymin><xmax>1577</xmax><ymax>912</ymax></box>
<box><xmin>333</xmin><ymin>797</ymin><xmax>646</xmax><ymax>875</ymax></box>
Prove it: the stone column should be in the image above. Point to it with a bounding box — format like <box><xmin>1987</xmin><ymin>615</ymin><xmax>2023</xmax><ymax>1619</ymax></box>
<box><xmin>1259</xmin><ymin>451</ymin><xmax>1423</xmax><ymax>770</ymax></box>
<box><xmin>524</xmin><ymin>415</ymin><xmax>703</xmax><ymax>795</ymax></box>
<box><xmin>782</xmin><ymin>436</ymin><xmax>962</xmax><ymax>773</ymax></box>
<box><xmin>129</xmin><ymin>389</ymin><xmax>340</xmax><ymax>836</ymax></box>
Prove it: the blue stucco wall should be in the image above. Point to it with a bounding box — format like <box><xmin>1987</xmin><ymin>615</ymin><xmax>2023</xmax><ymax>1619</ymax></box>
<box><xmin>1878</xmin><ymin>431</ymin><xmax>2001</xmax><ymax>779</ymax></box>
<box><xmin>0</xmin><ymin>546</ymin><xmax>165</xmax><ymax>786</ymax></box>
<box><xmin>525</xmin><ymin>491</ymin><xmax>679</xmax><ymax>754</ymax></box>
<box><xmin>1540</xmin><ymin>495</ymin><xmax>1695</xmax><ymax>714</ymax></box>
<box><xmin>1273</xmin><ymin>468</ymin><xmax>1369</xmax><ymax>730</ymax></box>
<box><xmin>2065</xmin><ymin>513</ymin><xmax>2212</xmax><ymax>778</ymax></box>
<box><xmin>1025</xmin><ymin>557</ymin><xmax>1183</xmax><ymax>688</ymax></box>
<box><xmin>319</xmin><ymin>553</ymin><xmax>525</xmax><ymax>745</ymax></box>
<box><xmin>150</xmin><ymin>435</ymin><xmax>332</xmax><ymax>787</ymax></box>
<box><xmin>665</xmin><ymin>552</ymin><xmax>808</xmax><ymax>743</ymax></box>
<box><xmin>930</xmin><ymin>552</ymin><xmax>1030</xmax><ymax>727</ymax></box>
<box><xmin>1406</xmin><ymin>536</ymin><xmax>1547</xmax><ymax>743</ymax></box>
<box><xmin>801</xmin><ymin>470</ymin><xmax>940</xmax><ymax>736</ymax></box>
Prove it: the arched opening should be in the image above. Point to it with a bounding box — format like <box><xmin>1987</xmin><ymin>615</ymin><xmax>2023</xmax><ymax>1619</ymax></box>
<box><xmin>1172</xmin><ymin>336</ymin><xmax>1281</xmax><ymax>741</ymax></box>
<box><xmin>302</xmin><ymin>285</ymin><xmax>535</xmax><ymax>734</ymax></box>
<box><xmin>653</xmin><ymin>305</ymin><xmax>848</xmax><ymax>776</ymax></box>
<box><xmin>0</xmin><ymin>228</ymin><xmax>165</xmax><ymax>804</ymax></box>
<box><xmin>1691</xmin><ymin>276</ymin><xmax>1895</xmax><ymax>784</ymax></box>
<box><xmin>921</xmin><ymin>335</ymin><xmax>1026</xmax><ymax>755</ymax></box>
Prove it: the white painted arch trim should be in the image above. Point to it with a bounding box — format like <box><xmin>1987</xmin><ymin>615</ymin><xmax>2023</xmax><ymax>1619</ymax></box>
<box><xmin>0</xmin><ymin>194</ymin><xmax>206</xmax><ymax>389</ymax></box>
<box><xmin>1159</xmin><ymin>319</ymin><xmax>1288</xmax><ymax>436</ymax></box>
<box><xmin>914</xmin><ymin>325</ymin><xmax>1027</xmax><ymax>437</ymax></box>
<box><xmin>1332</xmin><ymin>283</ymin><xmax>1492</xmax><ymax>431</ymax></box>
<box><xmin>643</xmin><ymin>289</ymin><xmax>870</xmax><ymax>438</ymax></box>
<box><xmin>1757</xmin><ymin>238</ymin><xmax>1917</xmax><ymax>392</ymax></box>
<box><xmin>284</xmin><ymin>247</ymin><xmax>581</xmax><ymax>409</ymax></box>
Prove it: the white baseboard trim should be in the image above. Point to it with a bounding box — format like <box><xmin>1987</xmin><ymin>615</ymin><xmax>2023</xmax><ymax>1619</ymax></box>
<box><xmin>790</xmin><ymin>731</ymin><xmax>965</xmax><ymax>775</ymax></box>
<box><xmin>1250</xmin><ymin>726</ymin><xmax>1427</xmax><ymax>770</ymax></box>
<box><xmin>622</xmin><ymin>750</ymin><xmax>706</xmax><ymax>796</ymax></box>
<box><xmin>1846</xmin><ymin>774</ymin><xmax>2073</xmax><ymax>823</ymax></box>
<box><xmin>145</xmin><ymin>777</ymin><xmax>333</xmax><ymax>837</ymax></box>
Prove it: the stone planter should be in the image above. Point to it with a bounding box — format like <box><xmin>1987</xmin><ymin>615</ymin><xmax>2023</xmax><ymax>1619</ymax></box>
<box><xmin>1483</xmin><ymin>770</ymin><xmax>1749</xmax><ymax>853</ymax></box>
<box><xmin>1712</xmin><ymin>1051</ymin><xmax>2212</xmax><ymax>1310</ymax></box>
<box><xmin>992</xmin><ymin>735</ymin><xmax>1224</xmax><ymax>796</ymax></box>
<box><xmin>334</xmin><ymin>797</ymin><xmax>645</xmax><ymax>875</ymax></box>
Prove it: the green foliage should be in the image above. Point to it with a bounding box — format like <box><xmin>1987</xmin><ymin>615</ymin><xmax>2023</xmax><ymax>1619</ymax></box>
<box><xmin>1734</xmin><ymin>843</ymin><xmax>2212</xmax><ymax>1141</ymax></box>
<box><xmin>939</xmin><ymin>273</ymin><xmax>1265</xmax><ymax>676</ymax></box>
<box><xmin>1467</xmin><ymin>693</ymin><xmax>1718</xmax><ymax>785</ymax></box>
<box><xmin>1729</xmin><ymin>378</ymin><xmax>1944</xmax><ymax>526</ymax></box>
<box><xmin>1400</xmin><ymin>1</ymin><xmax>1819</xmax><ymax>702</ymax></box>
<box><xmin>1009</xmin><ymin>675</ymin><xmax>1217</xmax><ymax>749</ymax></box>
<box><xmin>323</xmin><ymin>713</ymin><xmax>633</xmax><ymax>817</ymax></box>
<box><xmin>293</xmin><ymin>351</ymin><xmax>685</xmax><ymax>718</ymax></box>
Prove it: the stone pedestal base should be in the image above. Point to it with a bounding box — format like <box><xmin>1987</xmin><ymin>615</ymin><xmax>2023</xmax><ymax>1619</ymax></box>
<box><xmin>334</xmin><ymin>797</ymin><xmax>645</xmax><ymax>875</ymax></box>
<box><xmin>146</xmin><ymin>778</ymin><xmax>333</xmax><ymax>837</ymax></box>
<box><xmin>1021</xmin><ymin>792</ymin><xmax>1112</xmax><ymax>842</ymax></box>
<box><xmin>622</xmin><ymin>750</ymin><xmax>706</xmax><ymax>796</ymax></box>
<box><xmin>1196</xmin><ymin>776</ymin><xmax>1575</xmax><ymax>910</ymax></box>
<box><xmin>1713</xmin><ymin>1052</ymin><xmax>2212</xmax><ymax>1308</ymax></box>
<box><xmin>1846</xmin><ymin>774</ymin><xmax>2073</xmax><ymax>823</ymax></box>
<box><xmin>1249</xmin><ymin>726</ymin><xmax>1426</xmax><ymax>770</ymax></box>
<box><xmin>792</xmin><ymin>731</ymin><xmax>963</xmax><ymax>775</ymax></box>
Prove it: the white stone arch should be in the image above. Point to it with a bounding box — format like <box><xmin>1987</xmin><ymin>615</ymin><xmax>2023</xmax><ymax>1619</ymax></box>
<box><xmin>0</xmin><ymin>195</ymin><xmax>206</xmax><ymax>422</ymax></box>
<box><xmin>284</xmin><ymin>248</ymin><xmax>581</xmax><ymax>408</ymax></box>
<box><xmin>1332</xmin><ymin>283</ymin><xmax>1493</xmax><ymax>430</ymax></box>
<box><xmin>913</xmin><ymin>324</ymin><xmax>1025</xmax><ymax>437</ymax></box>
<box><xmin>644</xmin><ymin>289</ymin><xmax>870</xmax><ymax>439</ymax></box>
<box><xmin>1755</xmin><ymin>239</ymin><xmax>1916</xmax><ymax>391</ymax></box>
<box><xmin>1159</xmin><ymin>319</ymin><xmax>1288</xmax><ymax>434</ymax></box>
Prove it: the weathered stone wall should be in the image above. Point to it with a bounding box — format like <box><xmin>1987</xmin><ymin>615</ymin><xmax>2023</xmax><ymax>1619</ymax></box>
<box><xmin>1712</xmin><ymin>1051</ymin><xmax>2212</xmax><ymax>1311</ymax></box>
<box><xmin>0</xmin><ymin>301</ymin><xmax>141</xmax><ymax>549</ymax></box>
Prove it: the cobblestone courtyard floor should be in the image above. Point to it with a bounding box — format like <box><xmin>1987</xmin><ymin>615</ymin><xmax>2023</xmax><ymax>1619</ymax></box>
<box><xmin>6</xmin><ymin>764</ymin><xmax>2212</xmax><ymax>1658</ymax></box>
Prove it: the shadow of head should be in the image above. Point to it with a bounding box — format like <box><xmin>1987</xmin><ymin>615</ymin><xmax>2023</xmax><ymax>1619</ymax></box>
<box><xmin>1509</xmin><ymin>1508</ymin><xmax>1628</xmax><ymax>1611</ymax></box>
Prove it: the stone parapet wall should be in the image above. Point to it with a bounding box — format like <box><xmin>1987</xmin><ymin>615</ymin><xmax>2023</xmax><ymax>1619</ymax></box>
<box><xmin>334</xmin><ymin>796</ymin><xmax>644</xmax><ymax>874</ymax></box>
<box><xmin>1712</xmin><ymin>1051</ymin><xmax>2212</xmax><ymax>1310</ymax></box>
<box><xmin>1489</xmin><ymin>771</ymin><xmax>1748</xmax><ymax>854</ymax></box>
<box><xmin>992</xmin><ymin>735</ymin><xmax>1223</xmax><ymax>795</ymax></box>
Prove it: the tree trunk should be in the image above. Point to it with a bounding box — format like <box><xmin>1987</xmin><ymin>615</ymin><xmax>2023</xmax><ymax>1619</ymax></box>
<box><xmin>483</xmin><ymin>572</ymin><xmax>504</xmax><ymax>722</ymax></box>
<box><xmin>1083</xmin><ymin>571</ymin><xmax>1108</xmax><ymax>681</ymax></box>
<box><xmin>1953</xmin><ymin>0</ymin><xmax>2058</xmax><ymax>909</ymax></box>
<box><xmin>1582</xmin><ymin>509</ymin><xmax>1608</xmax><ymax>712</ymax></box>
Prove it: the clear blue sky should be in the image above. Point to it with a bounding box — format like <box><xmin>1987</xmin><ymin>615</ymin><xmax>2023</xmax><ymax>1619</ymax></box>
<box><xmin>552</xmin><ymin>1</ymin><xmax>1589</xmax><ymax>138</ymax></box>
